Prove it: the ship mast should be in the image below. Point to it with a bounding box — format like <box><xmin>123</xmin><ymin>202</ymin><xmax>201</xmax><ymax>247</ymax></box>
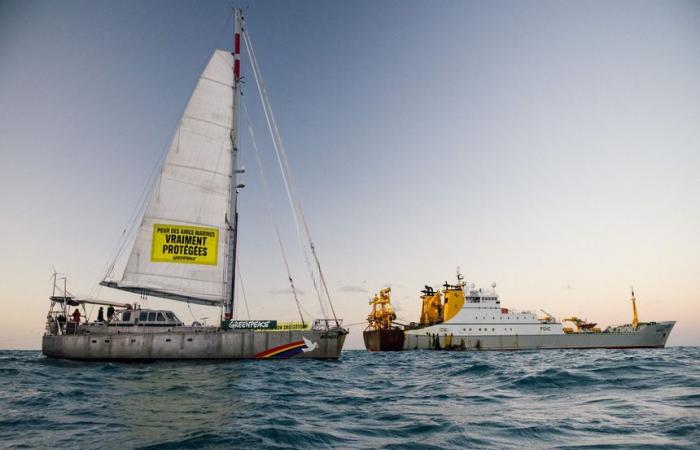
<box><xmin>224</xmin><ymin>8</ymin><xmax>244</xmax><ymax>321</ymax></box>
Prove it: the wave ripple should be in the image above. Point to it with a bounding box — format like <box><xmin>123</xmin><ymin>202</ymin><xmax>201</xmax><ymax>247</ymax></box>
<box><xmin>0</xmin><ymin>348</ymin><xmax>698</xmax><ymax>449</ymax></box>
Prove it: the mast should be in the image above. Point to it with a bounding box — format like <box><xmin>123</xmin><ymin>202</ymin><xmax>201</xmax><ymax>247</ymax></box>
<box><xmin>224</xmin><ymin>8</ymin><xmax>243</xmax><ymax>321</ymax></box>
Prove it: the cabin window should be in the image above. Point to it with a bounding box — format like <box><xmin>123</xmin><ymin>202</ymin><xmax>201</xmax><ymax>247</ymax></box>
<box><xmin>165</xmin><ymin>312</ymin><xmax>176</xmax><ymax>321</ymax></box>
<box><xmin>139</xmin><ymin>312</ymin><xmax>148</xmax><ymax>322</ymax></box>
<box><xmin>123</xmin><ymin>311</ymin><xmax>131</xmax><ymax>322</ymax></box>
<box><xmin>157</xmin><ymin>313</ymin><xmax>166</xmax><ymax>322</ymax></box>
<box><xmin>148</xmin><ymin>312</ymin><xmax>157</xmax><ymax>321</ymax></box>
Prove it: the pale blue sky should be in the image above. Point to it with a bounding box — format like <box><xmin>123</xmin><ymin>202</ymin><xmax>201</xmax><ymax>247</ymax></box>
<box><xmin>1</xmin><ymin>0</ymin><xmax>699</xmax><ymax>349</ymax></box>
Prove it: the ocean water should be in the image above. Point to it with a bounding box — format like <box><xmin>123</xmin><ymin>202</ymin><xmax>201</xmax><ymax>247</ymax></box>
<box><xmin>1</xmin><ymin>348</ymin><xmax>698</xmax><ymax>449</ymax></box>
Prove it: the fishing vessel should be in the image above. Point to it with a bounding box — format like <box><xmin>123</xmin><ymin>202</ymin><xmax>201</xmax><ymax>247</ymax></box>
<box><xmin>364</xmin><ymin>271</ymin><xmax>674</xmax><ymax>351</ymax></box>
<box><xmin>43</xmin><ymin>9</ymin><xmax>347</xmax><ymax>360</ymax></box>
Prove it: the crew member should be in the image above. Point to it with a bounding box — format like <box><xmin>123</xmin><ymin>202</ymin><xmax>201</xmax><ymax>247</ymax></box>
<box><xmin>57</xmin><ymin>314</ymin><xmax>66</xmax><ymax>331</ymax></box>
<box><xmin>107</xmin><ymin>305</ymin><xmax>115</xmax><ymax>321</ymax></box>
<box><xmin>97</xmin><ymin>307</ymin><xmax>104</xmax><ymax>322</ymax></box>
<box><xmin>72</xmin><ymin>308</ymin><xmax>81</xmax><ymax>323</ymax></box>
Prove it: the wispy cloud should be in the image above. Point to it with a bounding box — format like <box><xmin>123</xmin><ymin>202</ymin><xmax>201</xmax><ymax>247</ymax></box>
<box><xmin>339</xmin><ymin>285</ymin><xmax>366</xmax><ymax>293</ymax></box>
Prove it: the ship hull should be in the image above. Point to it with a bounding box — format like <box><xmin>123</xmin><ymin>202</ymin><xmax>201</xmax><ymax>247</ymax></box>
<box><xmin>363</xmin><ymin>328</ymin><xmax>405</xmax><ymax>351</ymax></box>
<box><xmin>42</xmin><ymin>328</ymin><xmax>347</xmax><ymax>360</ymax></box>
<box><xmin>404</xmin><ymin>321</ymin><xmax>675</xmax><ymax>351</ymax></box>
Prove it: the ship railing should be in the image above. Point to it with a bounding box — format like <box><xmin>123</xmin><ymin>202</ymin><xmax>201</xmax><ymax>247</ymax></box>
<box><xmin>312</xmin><ymin>318</ymin><xmax>344</xmax><ymax>331</ymax></box>
<box><xmin>45</xmin><ymin>315</ymin><xmax>85</xmax><ymax>336</ymax></box>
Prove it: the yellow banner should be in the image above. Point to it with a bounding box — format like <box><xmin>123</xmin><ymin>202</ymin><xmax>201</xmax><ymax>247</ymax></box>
<box><xmin>151</xmin><ymin>224</ymin><xmax>218</xmax><ymax>265</ymax></box>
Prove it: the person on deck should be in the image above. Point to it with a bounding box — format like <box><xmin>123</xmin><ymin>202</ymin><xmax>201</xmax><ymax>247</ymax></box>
<box><xmin>97</xmin><ymin>307</ymin><xmax>104</xmax><ymax>322</ymax></box>
<box><xmin>107</xmin><ymin>305</ymin><xmax>115</xmax><ymax>321</ymax></box>
<box><xmin>57</xmin><ymin>314</ymin><xmax>66</xmax><ymax>330</ymax></box>
<box><xmin>72</xmin><ymin>308</ymin><xmax>81</xmax><ymax>323</ymax></box>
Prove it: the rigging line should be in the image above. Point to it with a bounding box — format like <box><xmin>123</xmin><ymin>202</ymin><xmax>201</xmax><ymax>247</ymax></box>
<box><xmin>243</xmin><ymin>29</ymin><xmax>339</xmax><ymax>326</ymax></box>
<box><xmin>186</xmin><ymin>301</ymin><xmax>197</xmax><ymax>325</ymax></box>
<box><xmin>236</xmin><ymin>262</ymin><xmax>251</xmax><ymax>320</ymax></box>
<box><xmin>242</xmin><ymin>30</ymin><xmax>328</xmax><ymax>320</ymax></box>
<box><xmin>242</xmin><ymin>30</ymin><xmax>330</xmax><ymax>321</ymax></box>
<box><xmin>242</xmin><ymin>99</ymin><xmax>306</xmax><ymax>326</ymax></box>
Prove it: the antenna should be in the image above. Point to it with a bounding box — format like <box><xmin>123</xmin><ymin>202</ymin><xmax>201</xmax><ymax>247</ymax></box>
<box><xmin>630</xmin><ymin>285</ymin><xmax>639</xmax><ymax>330</ymax></box>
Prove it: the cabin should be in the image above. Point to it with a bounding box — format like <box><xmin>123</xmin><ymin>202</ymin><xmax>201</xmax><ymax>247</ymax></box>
<box><xmin>108</xmin><ymin>309</ymin><xmax>184</xmax><ymax>327</ymax></box>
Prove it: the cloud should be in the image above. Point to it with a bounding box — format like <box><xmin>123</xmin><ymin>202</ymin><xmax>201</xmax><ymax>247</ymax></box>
<box><xmin>339</xmin><ymin>285</ymin><xmax>366</xmax><ymax>293</ymax></box>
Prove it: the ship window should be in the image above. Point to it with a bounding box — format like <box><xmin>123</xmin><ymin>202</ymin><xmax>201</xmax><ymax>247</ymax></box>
<box><xmin>469</xmin><ymin>328</ymin><xmax>472</xmax><ymax>331</ymax></box>
<box><xmin>157</xmin><ymin>313</ymin><xmax>166</xmax><ymax>322</ymax></box>
<box><xmin>165</xmin><ymin>312</ymin><xmax>176</xmax><ymax>321</ymax></box>
<box><xmin>139</xmin><ymin>312</ymin><xmax>148</xmax><ymax>321</ymax></box>
<box><xmin>123</xmin><ymin>311</ymin><xmax>131</xmax><ymax>322</ymax></box>
<box><xmin>187</xmin><ymin>338</ymin><xmax>193</xmax><ymax>342</ymax></box>
<box><xmin>148</xmin><ymin>312</ymin><xmax>157</xmax><ymax>321</ymax></box>
<box><xmin>492</xmin><ymin>328</ymin><xmax>495</xmax><ymax>331</ymax></box>
<box><xmin>478</xmin><ymin>328</ymin><xmax>481</xmax><ymax>331</ymax></box>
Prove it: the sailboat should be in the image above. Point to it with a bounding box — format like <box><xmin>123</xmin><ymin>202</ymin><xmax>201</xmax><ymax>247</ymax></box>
<box><xmin>42</xmin><ymin>9</ymin><xmax>348</xmax><ymax>360</ymax></box>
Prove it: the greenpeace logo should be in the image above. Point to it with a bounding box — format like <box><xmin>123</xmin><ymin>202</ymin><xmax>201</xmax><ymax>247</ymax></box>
<box><xmin>228</xmin><ymin>320</ymin><xmax>275</xmax><ymax>329</ymax></box>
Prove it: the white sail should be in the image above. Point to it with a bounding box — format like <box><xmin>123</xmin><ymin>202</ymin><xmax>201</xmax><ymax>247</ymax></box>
<box><xmin>103</xmin><ymin>50</ymin><xmax>234</xmax><ymax>306</ymax></box>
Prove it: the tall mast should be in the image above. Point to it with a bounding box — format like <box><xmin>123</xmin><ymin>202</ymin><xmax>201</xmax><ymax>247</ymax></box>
<box><xmin>224</xmin><ymin>8</ymin><xmax>243</xmax><ymax>321</ymax></box>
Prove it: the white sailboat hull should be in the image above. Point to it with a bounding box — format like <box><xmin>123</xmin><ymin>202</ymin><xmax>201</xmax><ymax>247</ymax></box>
<box><xmin>404</xmin><ymin>321</ymin><xmax>675</xmax><ymax>351</ymax></box>
<box><xmin>42</xmin><ymin>328</ymin><xmax>347</xmax><ymax>360</ymax></box>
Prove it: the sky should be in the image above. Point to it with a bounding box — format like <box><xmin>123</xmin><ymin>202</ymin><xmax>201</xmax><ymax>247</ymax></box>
<box><xmin>1</xmin><ymin>0</ymin><xmax>699</xmax><ymax>350</ymax></box>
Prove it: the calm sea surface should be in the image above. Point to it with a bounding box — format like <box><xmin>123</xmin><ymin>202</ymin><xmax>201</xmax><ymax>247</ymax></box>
<box><xmin>1</xmin><ymin>348</ymin><xmax>698</xmax><ymax>449</ymax></box>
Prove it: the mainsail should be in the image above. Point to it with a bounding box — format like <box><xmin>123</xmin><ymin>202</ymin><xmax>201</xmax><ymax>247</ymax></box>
<box><xmin>102</xmin><ymin>50</ymin><xmax>235</xmax><ymax>306</ymax></box>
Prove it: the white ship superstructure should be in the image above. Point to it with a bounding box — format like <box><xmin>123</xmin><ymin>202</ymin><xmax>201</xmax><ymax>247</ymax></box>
<box><xmin>416</xmin><ymin>284</ymin><xmax>564</xmax><ymax>337</ymax></box>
